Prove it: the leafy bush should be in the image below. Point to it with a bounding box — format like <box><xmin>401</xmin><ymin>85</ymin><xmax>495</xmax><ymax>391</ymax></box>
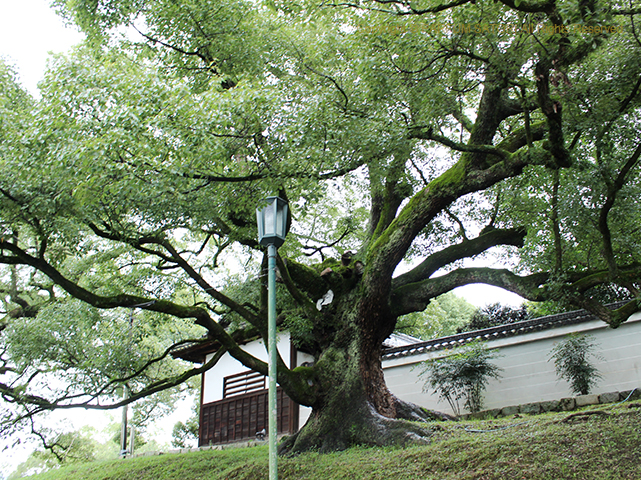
<box><xmin>418</xmin><ymin>341</ymin><xmax>503</xmax><ymax>415</ymax></box>
<box><xmin>456</xmin><ymin>303</ymin><xmax>530</xmax><ymax>334</ymax></box>
<box><xmin>395</xmin><ymin>292</ymin><xmax>476</xmax><ymax>340</ymax></box>
<box><xmin>549</xmin><ymin>333</ymin><xmax>603</xmax><ymax>395</ymax></box>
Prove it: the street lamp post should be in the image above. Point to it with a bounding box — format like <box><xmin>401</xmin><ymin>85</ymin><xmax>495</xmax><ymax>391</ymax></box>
<box><xmin>256</xmin><ymin>196</ymin><xmax>289</xmax><ymax>480</ymax></box>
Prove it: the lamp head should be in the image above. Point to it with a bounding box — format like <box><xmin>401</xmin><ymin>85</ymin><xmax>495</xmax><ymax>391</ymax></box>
<box><xmin>256</xmin><ymin>196</ymin><xmax>289</xmax><ymax>248</ymax></box>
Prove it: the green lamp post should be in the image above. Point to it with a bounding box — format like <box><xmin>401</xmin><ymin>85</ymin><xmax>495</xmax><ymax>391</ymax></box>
<box><xmin>256</xmin><ymin>196</ymin><xmax>289</xmax><ymax>480</ymax></box>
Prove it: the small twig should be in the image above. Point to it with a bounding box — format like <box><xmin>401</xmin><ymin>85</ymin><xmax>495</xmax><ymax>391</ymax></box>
<box><xmin>557</xmin><ymin>410</ymin><xmax>611</xmax><ymax>423</ymax></box>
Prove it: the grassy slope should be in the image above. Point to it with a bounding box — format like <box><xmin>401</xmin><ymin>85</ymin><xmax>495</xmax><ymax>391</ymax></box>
<box><xmin>24</xmin><ymin>404</ymin><xmax>641</xmax><ymax>480</ymax></box>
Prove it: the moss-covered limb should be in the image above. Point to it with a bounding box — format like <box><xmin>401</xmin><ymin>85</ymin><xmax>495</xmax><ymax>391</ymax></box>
<box><xmin>451</xmin><ymin>103</ymin><xmax>474</xmax><ymax>133</ymax></box>
<box><xmin>365</xmin><ymin>146</ymin><xmax>541</xmax><ymax>292</ymax></box>
<box><xmin>408</xmin><ymin>126</ymin><xmax>509</xmax><ymax>160</ymax></box>
<box><xmin>365</xmin><ymin>68</ymin><xmax>544</xmax><ymax>291</ymax></box>
<box><xmin>568</xmin><ymin>266</ymin><xmax>641</xmax><ymax>294</ymax></box>
<box><xmin>535</xmin><ymin>53</ymin><xmax>571</xmax><ymax>168</ymax></box>
<box><xmin>0</xmin><ymin>238</ymin><xmax>304</xmax><ymax>403</ymax></box>
<box><xmin>366</xmin><ymin>159</ymin><xmax>386</xmax><ymax>239</ymax></box>
<box><xmin>392</xmin><ymin>227</ymin><xmax>527</xmax><ymax>289</ymax></box>
<box><xmin>496</xmin><ymin>121</ymin><xmax>547</xmax><ymax>153</ymax></box>
<box><xmin>276</xmin><ymin>255</ymin><xmax>318</xmax><ymax>318</ymax></box>
<box><xmin>280</xmin><ymin>257</ymin><xmax>328</xmax><ymax>300</ymax></box>
<box><xmin>364</xmin><ymin>159</ymin><xmax>469</xmax><ymax>285</ymax></box>
<box><xmin>391</xmin><ymin>268</ymin><xmax>549</xmax><ymax>317</ymax></box>
<box><xmin>370</xmin><ymin>180</ymin><xmax>415</xmax><ymax>243</ymax></box>
<box><xmin>371</xmin><ymin>59</ymin><xmax>541</xmax><ymax>292</ymax></box>
<box><xmin>274</xmin><ymin>353</ymin><xmax>318</xmax><ymax>407</ymax></box>
<box><xmin>565</xmin><ymin>295</ymin><xmax>641</xmax><ymax>328</ymax></box>
<box><xmin>598</xmin><ymin>143</ymin><xmax>641</xmax><ymax>280</ymax></box>
<box><xmin>496</xmin><ymin>0</ymin><xmax>555</xmax><ymax>13</ymax></box>
<box><xmin>611</xmin><ymin>300</ymin><xmax>641</xmax><ymax>325</ymax></box>
<box><xmin>221</xmin><ymin>329</ymin><xmax>316</xmax><ymax>406</ymax></box>
<box><xmin>465</xmin><ymin>69</ymin><xmax>513</xmax><ymax>167</ymax></box>
<box><xmin>368</xmin><ymin>145</ymin><xmax>415</xmax><ymax>243</ymax></box>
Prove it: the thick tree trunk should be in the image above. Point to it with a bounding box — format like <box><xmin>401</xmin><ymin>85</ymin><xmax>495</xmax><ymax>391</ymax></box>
<box><xmin>278</xmin><ymin>294</ymin><xmax>451</xmax><ymax>455</ymax></box>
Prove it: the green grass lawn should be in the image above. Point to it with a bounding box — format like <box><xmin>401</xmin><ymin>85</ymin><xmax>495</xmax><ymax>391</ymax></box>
<box><xmin>22</xmin><ymin>403</ymin><xmax>641</xmax><ymax>480</ymax></box>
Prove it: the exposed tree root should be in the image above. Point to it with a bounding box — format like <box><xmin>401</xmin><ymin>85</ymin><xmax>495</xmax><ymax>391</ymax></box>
<box><xmin>394</xmin><ymin>396</ymin><xmax>457</xmax><ymax>422</ymax></box>
<box><xmin>278</xmin><ymin>397</ymin><xmax>454</xmax><ymax>456</ymax></box>
<box><xmin>557</xmin><ymin>410</ymin><xmax>611</xmax><ymax>423</ymax></box>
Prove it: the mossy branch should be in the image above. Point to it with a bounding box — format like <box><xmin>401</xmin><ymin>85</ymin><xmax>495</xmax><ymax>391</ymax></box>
<box><xmin>276</xmin><ymin>254</ymin><xmax>319</xmax><ymax>318</ymax></box>
<box><xmin>408</xmin><ymin>126</ymin><xmax>509</xmax><ymax>160</ymax></box>
<box><xmin>393</xmin><ymin>227</ymin><xmax>527</xmax><ymax>289</ymax></box>
<box><xmin>391</xmin><ymin>268</ymin><xmax>549</xmax><ymax>316</ymax></box>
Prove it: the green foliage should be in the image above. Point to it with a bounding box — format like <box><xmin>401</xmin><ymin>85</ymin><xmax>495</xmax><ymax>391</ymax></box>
<box><xmin>525</xmin><ymin>300</ymin><xmax>569</xmax><ymax>318</ymax></box>
<box><xmin>549</xmin><ymin>334</ymin><xmax>603</xmax><ymax>396</ymax></box>
<box><xmin>457</xmin><ymin>303</ymin><xmax>530</xmax><ymax>334</ymax></box>
<box><xmin>7</xmin><ymin>427</ymin><xmax>100</xmax><ymax>479</ymax></box>
<box><xmin>418</xmin><ymin>341</ymin><xmax>503</xmax><ymax>415</ymax></box>
<box><xmin>171</xmin><ymin>418</ymin><xmax>199</xmax><ymax>449</ymax></box>
<box><xmin>396</xmin><ymin>292</ymin><xmax>476</xmax><ymax>340</ymax></box>
<box><xmin>171</xmin><ymin>392</ymin><xmax>200</xmax><ymax>449</ymax></box>
<box><xmin>3</xmin><ymin>299</ymin><xmax>198</xmax><ymax>408</ymax></box>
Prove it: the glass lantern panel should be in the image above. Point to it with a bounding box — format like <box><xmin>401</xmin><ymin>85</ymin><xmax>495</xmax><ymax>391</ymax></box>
<box><xmin>276</xmin><ymin>202</ymin><xmax>287</xmax><ymax>238</ymax></box>
<box><xmin>264</xmin><ymin>201</ymin><xmax>275</xmax><ymax>236</ymax></box>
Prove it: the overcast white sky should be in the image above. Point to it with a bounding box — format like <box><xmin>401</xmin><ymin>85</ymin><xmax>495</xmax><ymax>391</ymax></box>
<box><xmin>0</xmin><ymin>0</ymin><xmax>85</xmax><ymax>95</ymax></box>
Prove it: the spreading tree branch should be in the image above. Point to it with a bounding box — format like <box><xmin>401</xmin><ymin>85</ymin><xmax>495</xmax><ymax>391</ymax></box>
<box><xmin>393</xmin><ymin>227</ymin><xmax>527</xmax><ymax>289</ymax></box>
<box><xmin>391</xmin><ymin>268</ymin><xmax>549</xmax><ymax>316</ymax></box>
<box><xmin>598</xmin><ymin>142</ymin><xmax>641</xmax><ymax>285</ymax></box>
<box><xmin>408</xmin><ymin>126</ymin><xmax>509</xmax><ymax>160</ymax></box>
<box><xmin>276</xmin><ymin>254</ymin><xmax>319</xmax><ymax>317</ymax></box>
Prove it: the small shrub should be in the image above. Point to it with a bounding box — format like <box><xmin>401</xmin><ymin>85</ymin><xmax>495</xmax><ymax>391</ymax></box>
<box><xmin>418</xmin><ymin>340</ymin><xmax>503</xmax><ymax>415</ymax></box>
<box><xmin>549</xmin><ymin>333</ymin><xmax>603</xmax><ymax>395</ymax></box>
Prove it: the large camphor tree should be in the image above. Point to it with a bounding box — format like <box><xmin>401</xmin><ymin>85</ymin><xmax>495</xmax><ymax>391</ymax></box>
<box><xmin>1</xmin><ymin>0</ymin><xmax>640</xmax><ymax>454</ymax></box>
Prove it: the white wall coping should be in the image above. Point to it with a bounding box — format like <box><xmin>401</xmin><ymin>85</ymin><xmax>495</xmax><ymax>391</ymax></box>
<box><xmin>383</xmin><ymin>310</ymin><xmax>641</xmax><ymax>369</ymax></box>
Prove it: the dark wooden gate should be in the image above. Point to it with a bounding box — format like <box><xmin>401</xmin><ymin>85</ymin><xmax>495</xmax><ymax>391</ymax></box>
<box><xmin>200</xmin><ymin>386</ymin><xmax>299</xmax><ymax>446</ymax></box>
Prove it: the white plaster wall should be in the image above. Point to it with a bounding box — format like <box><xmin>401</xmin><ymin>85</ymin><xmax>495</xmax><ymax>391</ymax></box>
<box><xmin>384</xmin><ymin>312</ymin><xmax>641</xmax><ymax>415</ymax></box>
<box><xmin>202</xmin><ymin>332</ymin><xmax>292</xmax><ymax>404</ymax></box>
<box><xmin>200</xmin><ymin>313</ymin><xmax>641</xmax><ymax>426</ymax></box>
<box><xmin>201</xmin><ymin>333</ymin><xmax>314</xmax><ymax>427</ymax></box>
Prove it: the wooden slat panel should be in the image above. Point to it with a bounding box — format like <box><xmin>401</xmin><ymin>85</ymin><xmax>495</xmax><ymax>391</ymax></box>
<box><xmin>223</xmin><ymin>370</ymin><xmax>266</xmax><ymax>398</ymax></box>
<box><xmin>199</xmin><ymin>388</ymin><xmax>297</xmax><ymax>446</ymax></box>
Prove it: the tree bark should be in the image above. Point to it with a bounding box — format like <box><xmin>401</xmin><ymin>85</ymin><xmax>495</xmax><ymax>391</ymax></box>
<box><xmin>278</xmin><ymin>291</ymin><xmax>451</xmax><ymax>454</ymax></box>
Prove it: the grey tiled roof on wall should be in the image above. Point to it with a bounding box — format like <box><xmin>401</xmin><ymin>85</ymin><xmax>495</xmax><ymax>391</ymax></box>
<box><xmin>382</xmin><ymin>303</ymin><xmax>627</xmax><ymax>361</ymax></box>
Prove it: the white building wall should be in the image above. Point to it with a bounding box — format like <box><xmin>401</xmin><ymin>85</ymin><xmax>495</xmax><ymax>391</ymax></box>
<box><xmin>384</xmin><ymin>312</ymin><xmax>641</xmax><ymax>415</ymax></box>
<box><xmin>201</xmin><ymin>332</ymin><xmax>314</xmax><ymax>426</ymax></box>
<box><xmin>200</xmin><ymin>313</ymin><xmax>641</xmax><ymax>428</ymax></box>
<box><xmin>202</xmin><ymin>332</ymin><xmax>292</xmax><ymax>404</ymax></box>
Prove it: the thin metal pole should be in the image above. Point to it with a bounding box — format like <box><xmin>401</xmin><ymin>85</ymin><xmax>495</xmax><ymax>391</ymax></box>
<box><xmin>267</xmin><ymin>243</ymin><xmax>278</xmax><ymax>480</ymax></box>
<box><xmin>120</xmin><ymin>388</ymin><xmax>128</xmax><ymax>457</ymax></box>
